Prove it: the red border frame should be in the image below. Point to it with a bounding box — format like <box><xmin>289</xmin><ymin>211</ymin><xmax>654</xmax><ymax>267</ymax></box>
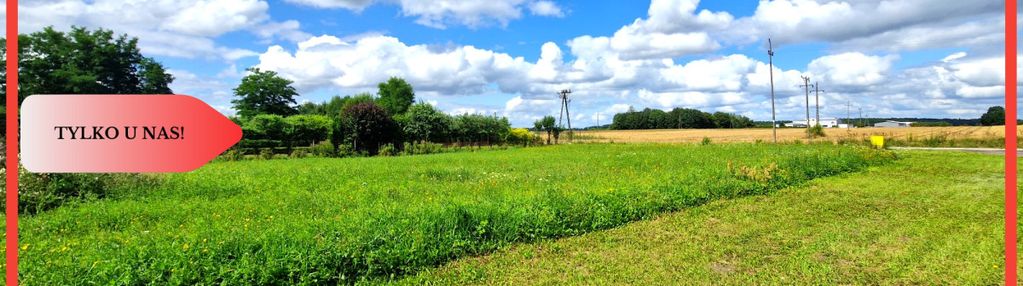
<box><xmin>1006</xmin><ymin>1</ymin><xmax>1018</xmax><ymax>285</ymax></box>
<box><xmin>0</xmin><ymin>1</ymin><xmax>1019</xmax><ymax>285</ymax></box>
<box><xmin>5</xmin><ymin>0</ymin><xmax>17</xmax><ymax>284</ymax></box>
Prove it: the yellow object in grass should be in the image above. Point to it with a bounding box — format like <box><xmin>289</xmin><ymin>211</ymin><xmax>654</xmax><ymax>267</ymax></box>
<box><xmin>870</xmin><ymin>135</ymin><xmax>885</xmax><ymax>149</ymax></box>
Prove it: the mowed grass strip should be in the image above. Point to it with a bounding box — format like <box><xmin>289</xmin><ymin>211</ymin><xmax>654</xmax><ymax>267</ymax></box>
<box><xmin>10</xmin><ymin>144</ymin><xmax>891</xmax><ymax>284</ymax></box>
<box><xmin>396</xmin><ymin>151</ymin><xmax>1008</xmax><ymax>285</ymax></box>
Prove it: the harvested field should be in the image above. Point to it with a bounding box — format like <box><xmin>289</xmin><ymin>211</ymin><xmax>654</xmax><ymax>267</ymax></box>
<box><xmin>571</xmin><ymin>126</ymin><xmax>1010</xmax><ymax>144</ymax></box>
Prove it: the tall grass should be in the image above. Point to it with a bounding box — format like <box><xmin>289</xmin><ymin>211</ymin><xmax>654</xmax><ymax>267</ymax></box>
<box><xmin>10</xmin><ymin>144</ymin><xmax>893</xmax><ymax>284</ymax></box>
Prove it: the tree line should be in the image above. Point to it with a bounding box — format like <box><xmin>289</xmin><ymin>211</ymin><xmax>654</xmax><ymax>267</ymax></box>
<box><xmin>610</xmin><ymin>107</ymin><xmax>754</xmax><ymax>130</ymax></box>
<box><xmin>232</xmin><ymin>70</ymin><xmax>534</xmax><ymax>156</ymax></box>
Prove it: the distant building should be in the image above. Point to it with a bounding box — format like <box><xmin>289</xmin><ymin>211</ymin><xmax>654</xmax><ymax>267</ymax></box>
<box><xmin>874</xmin><ymin>120</ymin><xmax>913</xmax><ymax>128</ymax></box>
<box><xmin>784</xmin><ymin>118</ymin><xmax>846</xmax><ymax>128</ymax></box>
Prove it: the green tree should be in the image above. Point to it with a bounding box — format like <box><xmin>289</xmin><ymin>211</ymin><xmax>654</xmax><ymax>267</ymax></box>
<box><xmin>534</xmin><ymin>115</ymin><xmax>557</xmax><ymax>144</ymax></box>
<box><xmin>232</xmin><ymin>68</ymin><xmax>299</xmax><ymax>118</ymax></box>
<box><xmin>9</xmin><ymin>26</ymin><xmax>174</xmax><ymax>102</ymax></box>
<box><xmin>980</xmin><ymin>106</ymin><xmax>1005</xmax><ymax>126</ymax></box>
<box><xmin>339</xmin><ymin>102</ymin><xmax>398</xmax><ymax>155</ymax></box>
<box><xmin>377</xmin><ymin>77</ymin><xmax>415</xmax><ymax>115</ymax></box>
<box><xmin>284</xmin><ymin>115</ymin><xmax>332</xmax><ymax>147</ymax></box>
<box><xmin>396</xmin><ymin>103</ymin><xmax>452</xmax><ymax>143</ymax></box>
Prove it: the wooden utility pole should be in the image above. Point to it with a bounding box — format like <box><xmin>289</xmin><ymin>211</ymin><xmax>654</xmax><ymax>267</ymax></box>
<box><xmin>768</xmin><ymin>38</ymin><xmax>777</xmax><ymax>143</ymax></box>
<box><xmin>847</xmin><ymin>101</ymin><xmax>851</xmax><ymax>129</ymax></box>
<box><xmin>558</xmin><ymin>89</ymin><xmax>573</xmax><ymax>142</ymax></box>
<box><xmin>814</xmin><ymin>81</ymin><xmax>823</xmax><ymax>125</ymax></box>
<box><xmin>799</xmin><ymin>76</ymin><xmax>812</xmax><ymax>139</ymax></box>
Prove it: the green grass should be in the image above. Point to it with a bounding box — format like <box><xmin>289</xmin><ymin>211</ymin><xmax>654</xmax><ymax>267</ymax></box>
<box><xmin>8</xmin><ymin>144</ymin><xmax>892</xmax><ymax>284</ymax></box>
<box><xmin>396</xmin><ymin>151</ymin><xmax>1010</xmax><ymax>285</ymax></box>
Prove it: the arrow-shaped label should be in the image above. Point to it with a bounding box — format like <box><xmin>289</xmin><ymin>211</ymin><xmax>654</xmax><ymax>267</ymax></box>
<box><xmin>21</xmin><ymin>94</ymin><xmax>242</xmax><ymax>173</ymax></box>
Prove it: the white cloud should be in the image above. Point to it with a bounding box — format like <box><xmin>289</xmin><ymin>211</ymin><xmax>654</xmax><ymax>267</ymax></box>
<box><xmin>284</xmin><ymin>0</ymin><xmax>374</xmax><ymax>10</ymax></box>
<box><xmin>252</xmin><ymin>20</ymin><xmax>314</xmax><ymax>43</ymax></box>
<box><xmin>598</xmin><ymin>0</ymin><xmax>732</xmax><ymax>60</ymax></box>
<box><xmin>20</xmin><ymin>0</ymin><xmax>310</xmax><ymax>59</ymax></box>
<box><xmin>256</xmin><ymin>35</ymin><xmax>533</xmax><ymax>94</ymax></box>
<box><xmin>528</xmin><ymin>1</ymin><xmax>564</xmax><ymax>17</ymax></box>
<box><xmin>735</xmin><ymin>0</ymin><xmax>1002</xmax><ymax>50</ymax></box>
<box><xmin>807</xmin><ymin>53</ymin><xmax>897</xmax><ymax>87</ymax></box>
<box><xmin>161</xmin><ymin>0</ymin><xmax>269</xmax><ymax>37</ymax></box>
<box><xmin>284</xmin><ymin>0</ymin><xmax>565</xmax><ymax>29</ymax></box>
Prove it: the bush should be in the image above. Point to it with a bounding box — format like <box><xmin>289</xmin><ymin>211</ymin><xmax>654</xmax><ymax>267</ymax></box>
<box><xmin>290</xmin><ymin>148</ymin><xmax>309</xmax><ymax>159</ymax></box>
<box><xmin>401</xmin><ymin>141</ymin><xmax>445</xmax><ymax>156</ymax></box>
<box><xmin>336</xmin><ymin>143</ymin><xmax>355</xmax><ymax>157</ymax></box>
<box><xmin>220</xmin><ymin>149</ymin><xmax>244</xmax><ymax>161</ymax></box>
<box><xmin>807</xmin><ymin>125</ymin><xmax>826</xmax><ymax>138</ymax></box>
<box><xmin>507</xmin><ymin>128</ymin><xmax>537</xmax><ymax>146</ymax></box>
<box><xmin>310</xmin><ymin>141</ymin><xmax>336</xmax><ymax>157</ymax></box>
<box><xmin>284</xmin><ymin>115</ymin><xmax>332</xmax><ymax>147</ymax></box>
<box><xmin>701</xmin><ymin>137</ymin><xmax>712</xmax><ymax>145</ymax></box>
<box><xmin>379</xmin><ymin>143</ymin><xmax>397</xmax><ymax>156</ymax></box>
<box><xmin>259</xmin><ymin>148</ymin><xmax>274</xmax><ymax>160</ymax></box>
<box><xmin>1</xmin><ymin>169</ymin><xmax>159</xmax><ymax>215</ymax></box>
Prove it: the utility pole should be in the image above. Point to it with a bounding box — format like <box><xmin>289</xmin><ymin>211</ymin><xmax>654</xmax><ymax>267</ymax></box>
<box><xmin>799</xmin><ymin>75</ymin><xmax>812</xmax><ymax>139</ymax></box>
<box><xmin>768</xmin><ymin>38</ymin><xmax>777</xmax><ymax>143</ymax></box>
<box><xmin>846</xmin><ymin>101</ymin><xmax>851</xmax><ymax>129</ymax></box>
<box><xmin>557</xmin><ymin>89</ymin><xmax>573</xmax><ymax>142</ymax></box>
<box><xmin>859</xmin><ymin>107</ymin><xmax>863</xmax><ymax>128</ymax></box>
<box><xmin>814</xmin><ymin>81</ymin><xmax>823</xmax><ymax>125</ymax></box>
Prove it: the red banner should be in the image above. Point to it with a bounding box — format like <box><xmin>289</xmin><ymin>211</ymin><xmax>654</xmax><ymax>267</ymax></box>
<box><xmin>21</xmin><ymin>94</ymin><xmax>242</xmax><ymax>173</ymax></box>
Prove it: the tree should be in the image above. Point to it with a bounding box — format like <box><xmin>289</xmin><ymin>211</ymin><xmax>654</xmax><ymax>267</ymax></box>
<box><xmin>339</xmin><ymin>102</ymin><xmax>398</xmax><ymax>155</ymax></box>
<box><xmin>396</xmin><ymin>103</ymin><xmax>452</xmax><ymax>143</ymax></box>
<box><xmin>10</xmin><ymin>26</ymin><xmax>174</xmax><ymax>103</ymax></box>
<box><xmin>284</xmin><ymin>115</ymin><xmax>332</xmax><ymax>147</ymax></box>
<box><xmin>534</xmin><ymin>116</ymin><xmax>557</xmax><ymax>144</ymax></box>
<box><xmin>377</xmin><ymin>77</ymin><xmax>415</xmax><ymax>115</ymax></box>
<box><xmin>232</xmin><ymin>68</ymin><xmax>299</xmax><ymax>118</ymax></box>
<box><xmin>980</xmin><ymin>106</ymin><xmax>1005</xmax><ymax>126</ymax></box>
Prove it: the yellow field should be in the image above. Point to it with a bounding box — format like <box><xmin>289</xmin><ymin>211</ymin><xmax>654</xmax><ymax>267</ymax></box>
<box><xmin>568</xmin><ymin>126</ymin><xmax>1010</xmax><ymax>144</ymax></box>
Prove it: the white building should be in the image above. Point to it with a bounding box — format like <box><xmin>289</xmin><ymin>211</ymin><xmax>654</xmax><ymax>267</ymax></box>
<box><xmin>874</xmin><ymin>120</ymin><xmax>913</xmax><ymax>128</ymax></box>
<box><xmin>784</xmin><ymin>118</ymin><xmax>847</xmax><ymax>128</ymax></box>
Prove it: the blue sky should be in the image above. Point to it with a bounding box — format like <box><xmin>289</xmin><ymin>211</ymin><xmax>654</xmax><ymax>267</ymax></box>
<box><xmin>11</xmin><ymin>0</ymin><xmax>1014</xmax><ymax>127</ymax></box>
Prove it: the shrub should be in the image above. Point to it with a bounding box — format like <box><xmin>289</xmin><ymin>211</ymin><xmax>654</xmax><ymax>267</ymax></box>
<box><xmin>290</xmin><ymin>148</ymin><xmax>309</xmax><ymax>159</ymax></box>
<box><xmin>259</xmin><ymin>148</ymin><xmax>274</xmax><ymax>160</ymax></box>
<box><xmin>379</xmin><ymin>143</ymin><xmax>397</xmax><ymax>156</ymax></box>
<box><xmin>220</xmin><ymin>149</ymin><xmax>244</xmax><ymax>161</ymax></box>
<box><xmin>310</xmin><ymin>141</ymin><xmax>336</xmax><ymax>157</ymax></box>
<box><xmin>336</xmin><ymin>143</ymin><xmax>355</xmax><ymax>157</ymax></box>
<box><xmin>701</xmin><ymin>137</ymin><xmax>712</xmax><ymax>145</ymax></box>
<box><xmin>284</xmin><ymin>114</ymin><xmax>332</xmax><ymax>147</ymax></box>
<box><xmin>807</xmin><ymin>125</ymin><xmax>826</xmax><ymax>138</ymax></box>
<box><xmin>2</xmin><ymin>170</ymin><xmax>159</xmax><ymax>215</ymax></box>
<box><xmin>507</xmin><ymin>128</ymin><xmax>537</xmax><ymax>146</ymax></box>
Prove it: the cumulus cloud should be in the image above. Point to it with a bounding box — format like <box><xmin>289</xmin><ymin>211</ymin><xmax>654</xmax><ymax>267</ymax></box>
<box><xmin>807</xmin><ymin>52</ymin><xmax>897</xmax><ymax>87</ymax></box>
<box><xmin>734</xmin><ymin>0</ymin><xmax>1002</xmax><ymax>50</ymax></box>
<box><xmin>20</xmin><ymin>0</ymin><xmax>311</xmax><ymax>59</ymax></box>
<box><xmin>256</xmin><ymin>35</ymin><xmax>533</xmax><ymax>94</ymax></box>
<box><xmin>528</xmin><ymin>1</ymin><xmax>565</xmax><ymax>17</ymax></box>
<box><xmin>284</xmin><ymin>0</ymin><xmax>566</xmax><ymax>29</ymax></box>
<box><xmin>284</xmin><ymin>0</ymin><xmax>374</xmax><ymax>10</ymax></box>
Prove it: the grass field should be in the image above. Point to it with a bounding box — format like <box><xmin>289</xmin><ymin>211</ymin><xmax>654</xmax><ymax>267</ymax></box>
<box><xmin>397</xmin><ymin>151</ymin><xmax>1013</xmax><ymax>285</ymax></box>
<box><xmin>6</xmin><ymin>144</ymin><xmax>891</xmax><ymax>284</ymax></box>
<box><xmin>573</xmin><ymin>126</ymin><xmax>1010</xmax><ymax>146</ymax></box>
